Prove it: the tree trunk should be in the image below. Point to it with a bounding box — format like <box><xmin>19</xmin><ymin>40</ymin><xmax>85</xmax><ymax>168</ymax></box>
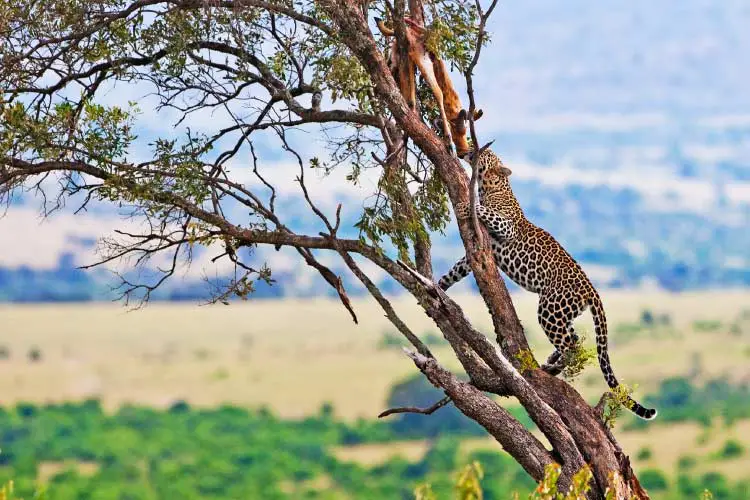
<box><xmin>319</xmin><ymin>2</ymin><xmax>651</xmax><ymax>498</ymax></box>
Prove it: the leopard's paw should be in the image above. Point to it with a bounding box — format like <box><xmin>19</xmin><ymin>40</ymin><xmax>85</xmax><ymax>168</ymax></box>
<box><xmin>541</xmin><ymin>362</ymin><xmax>563</xmax><ymax>377</ymax></box>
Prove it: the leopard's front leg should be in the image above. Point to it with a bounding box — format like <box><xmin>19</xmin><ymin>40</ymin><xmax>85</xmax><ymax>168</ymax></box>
<box><xmin>436</xmin><ymin>202</ymin><xmax>474</xmax><ymax>291</ymax></box>
<box><xmin>474</xmin><ymin>204</ymin><xmax>516</xmax><ymax>240</ymax></box>
<box><xmin>454</xmin><ymin>191</ymin><xmax>518</xmax><ymax>242</ymax></box>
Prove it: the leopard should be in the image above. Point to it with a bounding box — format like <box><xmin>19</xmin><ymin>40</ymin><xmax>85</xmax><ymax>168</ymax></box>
<box><xmin>438</xmin><ymin>147</ymin><xmax>657</xmax><ymax>420</ymax></box>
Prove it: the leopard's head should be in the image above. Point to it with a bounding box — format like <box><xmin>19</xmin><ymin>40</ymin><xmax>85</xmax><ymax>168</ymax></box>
<box><xmin>465</xmin><ymin>148</ymin><xmax>512</xmax><ymax>192</ymax></box>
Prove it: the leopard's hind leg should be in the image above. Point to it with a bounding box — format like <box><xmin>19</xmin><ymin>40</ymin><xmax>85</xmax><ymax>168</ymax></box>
<box><xmin>537</xmin><ymin>292</ymin><xmax>583</xmax><ymax>375</ymax></box>
<box><xmin>541</xmin><ymin>349</ymin><xmax>563</xmax><ymax>375</ymax></box>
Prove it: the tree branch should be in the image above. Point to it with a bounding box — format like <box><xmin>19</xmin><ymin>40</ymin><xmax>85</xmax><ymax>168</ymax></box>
<box><xmin>397</xmin><ymin>260</ymin><xmax>586</xmax><ymax>493</ymax></box>
<box><xmin>378</xmin><ymin>395</ymin><xmax>451</xmax><ymax>418</ymax></box>
<box><xmin>405</xmin><ymin>350</ymin><xmax>554</xmax><ymax>482</ymax></box>
<box><xmin>318</xmin><ymin>0</ymin><xmax>530</xmax><ymax>362</ymax></box>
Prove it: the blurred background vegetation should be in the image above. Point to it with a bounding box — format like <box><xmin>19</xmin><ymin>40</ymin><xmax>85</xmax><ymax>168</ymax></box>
<box><xmin>1</xmin><ymin>294</ymin><xmax>749</xmax><ymax>499</ymax></box>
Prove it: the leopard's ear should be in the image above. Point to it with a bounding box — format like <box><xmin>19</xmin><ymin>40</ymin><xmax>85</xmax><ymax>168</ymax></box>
<box><xmin>500</xmin><ymin>166</ymin><xmax>513</xmax><ymax>177</ymax></box>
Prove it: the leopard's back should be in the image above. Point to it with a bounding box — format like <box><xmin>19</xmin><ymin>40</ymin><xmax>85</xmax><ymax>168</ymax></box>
<box><xmin>491</xmin><ymin>221</ymin><xmax>592</xmax><ymax>295</ymax></box>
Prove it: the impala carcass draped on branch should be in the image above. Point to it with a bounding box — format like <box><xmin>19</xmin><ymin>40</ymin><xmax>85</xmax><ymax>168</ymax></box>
<box><xmin>374</xmin><ymin>13</ymin><xmax>483</xmax><ymax>156</ymax></box>
<box><xmin>0</xmin><ymin>0</ymin><xmax>654</xmax><ymax>497</ymax></box>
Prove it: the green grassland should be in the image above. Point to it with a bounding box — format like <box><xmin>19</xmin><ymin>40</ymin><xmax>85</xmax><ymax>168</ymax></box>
<box><xmin>2</xmin><ymin>290</ymin><xmax>748</xmax><ymax>417</ymax></box>
<box><xmin>1</xmin><ymin>289</ymin><xmax>749</xmax><ymax>498</ymax></box>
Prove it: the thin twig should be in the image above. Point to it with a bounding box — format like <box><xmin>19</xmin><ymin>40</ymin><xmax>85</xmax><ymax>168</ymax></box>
<box><xmin>378</xmin><ymin>395</ymin><xmax>451</xmax><ymax>418</ymax></box>
<box><xmin>463</xmin><ymin>0</ymin><xmax>499</xmax><ymax>248</ymax></box>
<box><xmin>467</xmin><ymin>139</ymin><xmax>495</xmax><ymax>246</ymax></box>
<box><xmin>270</xmin><ymin>129</ymin><xmax>359</xmax><ymax>324</ymax></box>
<box><xmin>322</xmin><ymin>204</ymin><xmax>432</xmax><ymax>357</ymax></box>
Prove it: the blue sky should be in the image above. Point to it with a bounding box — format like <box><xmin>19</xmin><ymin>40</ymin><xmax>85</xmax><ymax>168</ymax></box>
<box><xmin>2</xmin><ymin>0</ymin><xmax>749</xmax><ymax>290</ymax></box>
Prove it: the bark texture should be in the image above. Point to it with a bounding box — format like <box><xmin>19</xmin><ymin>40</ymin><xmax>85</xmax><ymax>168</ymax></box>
<box><xmin>318</xmin><ymin>2</ymin><xmax>651</xmax><ymax>497</ymax></box>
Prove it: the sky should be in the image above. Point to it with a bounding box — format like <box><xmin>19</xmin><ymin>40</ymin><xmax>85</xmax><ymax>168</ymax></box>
<box><xmin>1</xmin><ymin>0</ymin><xmax>749</xmax><ymax>286</ymax></box>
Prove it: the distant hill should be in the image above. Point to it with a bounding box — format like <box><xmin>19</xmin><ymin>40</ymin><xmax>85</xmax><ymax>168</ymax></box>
<box><xmin>1</xmin><ymin>0</ymin><xmax>748</xmax><ymax>302</ymax></box>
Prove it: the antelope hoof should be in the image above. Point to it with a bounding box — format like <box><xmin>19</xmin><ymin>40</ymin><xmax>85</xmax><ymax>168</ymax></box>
<box><xmin>432</xmin><ymin>117</ymin><xmax>444</xmax><ymax>133</ymax></box>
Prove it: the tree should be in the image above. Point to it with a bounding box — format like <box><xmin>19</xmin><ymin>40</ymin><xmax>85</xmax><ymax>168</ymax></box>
<box><xmin>1</xmin><ymin>0</ymin><xmax>650</xmax><ymax>497</ymax></box>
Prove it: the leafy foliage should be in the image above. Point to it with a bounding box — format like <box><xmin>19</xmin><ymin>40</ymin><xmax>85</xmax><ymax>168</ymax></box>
<box><xmin>602</xmin><ymin>384</ymin><xmax>635</xmax><ymax>429</ymax></box>
<box><xmin>1</xmin><ymin>0</ymin><xmax>487</xmax><ymax>302</ymax></box>
<box><xmin>423</xmin><ymin>1</ymin><xmax>483</xmax><ymax>71</ymax></box>
<box><xmin>0</xmin><ymin>401</ymin><xmax>538</xmax><ymax>499</ymax></box>
<box><xmin>636</xmin><ymin>447</ymin><xmax>653</xmax><ymax>461</ymax></box>
<box><xmin>640</xmin><ymin>469</ymin><xmax>669</xmax><ymax>491</ymax></box>
<box><xmin>713</xmin><ymin>440</ymin><xmax>745</xmax><ymax>460</ymax></box>
<box><xmin>514</xmin><ymin>349</ymin><xmax>538</xmax><ymax>373</ymax></box>
<box><xmin>0</xmin><ymin>480</ymin><xmax>46</xmax><ymax>500</ymax></box>
<box><xmin>523</xmin><ymin>463</ymin><xmax>594</xmax><ymax>500</ymax></box>
<box><xmin>0</xmin><ymin>397</ymin><xmax>747</xmax><ymax>499</ymax></box>
<box><xmin>560</xmin><ymin>332</ymin><xmax>597</xmax><ymax>382</ymax></box>
<box><xmin>454</xmin><ymin>461</ymin><xmax>484</xmax><ymax>500</ymax></box>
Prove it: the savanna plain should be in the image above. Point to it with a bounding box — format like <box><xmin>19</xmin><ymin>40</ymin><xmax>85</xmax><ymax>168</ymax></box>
<box><xmin>1</xmin><ymin>289</ymin><xmax>749</xmax><ymax>498</ymax></box>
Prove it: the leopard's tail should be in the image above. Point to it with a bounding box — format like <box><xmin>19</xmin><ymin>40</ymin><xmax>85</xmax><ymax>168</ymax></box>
<box><xmin>590</xmin><ymin>293</ymin><xmax>657</xmax><ymax>420</ymax></box>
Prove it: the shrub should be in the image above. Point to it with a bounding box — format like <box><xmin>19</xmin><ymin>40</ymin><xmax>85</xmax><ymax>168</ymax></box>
<box><xmin>27</xmin><ymin>347</ymin><xmax>42</xmax><ymax>363</ymax></box>
<box><xmin>16</xmin><ymin>403</ymin><xmax>36</xmax><ymax>419</ymax></box>
<box><xmin>530</xmin><ymin>463</ymin><xmax>593</xmax><ymax>499</ymax></box>
<box><xmin>692</xmin><ymin>319</ymin><xmax>722</xmax><ymax>333</ymax></box>
<box><xmin>168</xmin><ymin>400</ymin><xmax>190</xmax><ymax>414</ymax></box>
<box><xmin>639</xmin><ymin>469</ymin><xmax>668</xmax><ymax>491</ymax></box>
<box><xmin>602</xmin><ymin>384</ymin><xmax>635</xmax><ymax>429</ymax></box>
<box><xmin>1</xmin><ymin>480</ymin><xmax>47</xmax><ymax>500</ymax></box>
<box><xmin>678</xmin><ymin>474</ymin><xmax>702</xmax><ymax>498</ymax></box>
<box><xmin>629</xmin><ymin>376</ymin><xmax>750</xmax><ymax>430</ymax></box>
<box><xmin>657</xmin><ymin>377</ymin><xmax>693</xmax><ymax>407</ymax></box>
<box><xmin>560</xmin><ymin>333</ymin><xmax>596</xmax><ymax>382</ymax></box>
<box><xmin>701</xmin><ymin>472</ymin><xmax>730</xmax><ymax>499</ymax></box>
<box><xmin>422</xmin><ymin>331</ymin><xmax>449</xmax><ymax>347</ymax></box>
<box><xmin>318</xmin><ymin>402</ymin><xmax>334</xmax><ymax>419</ymax></box>
<box><xmin>377</xmin><ymin>331</ymin><xmax>404</xmax><ymax>350</ymax></box>
<box><xmin>715</xmin><ymin>440</ymin><xmax>744</xmax><ymax>460</ymax></box>
<box><xmin>454</xmin><ymin>461</ymin><xmax>483</xmax><ymax>500</ymax></box>
<box><xmin>636</xmin><ymin>447</ymin><xmax>652</xmax><ymax>461</ymax></box>
<box><xmin>640</xmin><ymin>309</ymin><xmax>654</xmax><ymax>326</ymax></box>
<box><xmin>414</xmin><ymin>462</ymin><xmax>684</xmax><ymax>500</ymax></box>
<box><xmin>657</xmin><ymin>313</ymin><xmax>672</xmax><ymax>326</ymax></box>
<box><xmin>678</xmin><ymin>455</ymin><xmax>697</xmax><ymax>469</ymax></box>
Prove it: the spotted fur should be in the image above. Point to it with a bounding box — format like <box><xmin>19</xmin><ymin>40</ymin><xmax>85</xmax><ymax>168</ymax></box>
<box><xmin>439</xmin><ymin>148</ymin><xmax>657</xmax><ymax>420</ymax></box>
